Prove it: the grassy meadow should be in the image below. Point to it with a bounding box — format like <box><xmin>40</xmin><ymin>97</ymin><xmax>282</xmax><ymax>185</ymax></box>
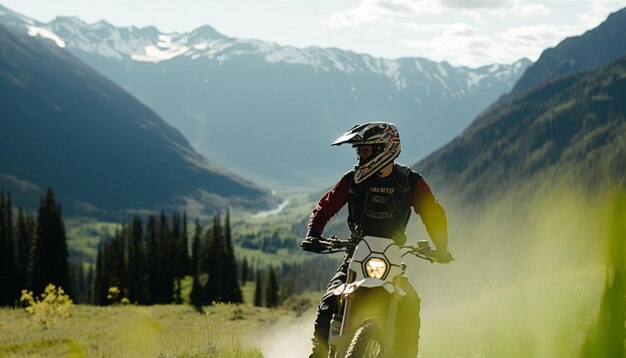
<box><xmin>0</xmin><ymin>291</ymin><xmax>321</xmax><ymax>358</ymax></box>
<box><xmin>2</xmin><ymin>178</ymin><xmax>624</xmax><ymax>358</ymax></box>
<box><xmin>1</xmin><ymin>303</ymin><xmax>267</xmax><ymax>357</ymax></box>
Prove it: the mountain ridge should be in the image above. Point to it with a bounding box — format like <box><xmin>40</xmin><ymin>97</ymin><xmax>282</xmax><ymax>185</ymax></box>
<box><xmin>0</xmin><ymin>4</ymin><xmax>531</xmax><ymax>188</ymax></box>
<box><xmin>0</xmin><ymin>24</ymin><xmax>274</xmax><ymax>217</ymax></box>
<box><xmin>415</xmin><ymin>53</ymin><xmax>626</xmax><ymax>203</ymax></box>
<box><xmin>511</xmin><ymin>6</ymin><xmax>626</xmax><ymax>95</ymax></box>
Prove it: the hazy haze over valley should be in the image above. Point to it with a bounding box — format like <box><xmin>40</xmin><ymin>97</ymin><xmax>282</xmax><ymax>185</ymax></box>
<box><xmin>0</xmin><ymin>5</ymin><xmax>531</xmax><ymax>189</ymax></box>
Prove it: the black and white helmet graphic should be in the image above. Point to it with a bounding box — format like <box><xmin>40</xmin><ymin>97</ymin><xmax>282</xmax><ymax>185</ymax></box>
<box><xmin>331</xmin><ymin>122</ymin><xmax>401</xmax><ymax>183</ymax></box>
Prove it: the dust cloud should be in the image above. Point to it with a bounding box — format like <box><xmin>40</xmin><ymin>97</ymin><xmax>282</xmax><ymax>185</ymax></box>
<box><xmin>254</xmin><ymin>309</ymin><xmax>316</xmax><ymax>358</ymax></box>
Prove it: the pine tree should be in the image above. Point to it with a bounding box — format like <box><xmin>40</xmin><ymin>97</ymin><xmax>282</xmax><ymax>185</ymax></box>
<box><xmin>241</xmin><ymin>257</ymin><xmax>249</xmax><ymax>284</ymax></box>
<box><xmin>190</xmin><ymin>219</ymin><xmax>204</xmax><ymax>306</ymax></box>
<box><xmin>254</xmin><ymin>270</ymin><xmax>263</xmax><ymax>307</ymax></box>
<box><xmin>171</xmin><ymin>212</ymin><xmax>183</xmax><ymax>304</ymax></box>
<box><xmin>159</xmin><ymin>211</ymin><xmax>174</xmax><ymax>303</ymax></box>
<box><xmin>190</xmin><ymin>219</ymin><xmax>202</xmax><ymax>277</ymax></box>
<box><xmin>14</xmin><ymin>208</ymin><xmax>34</xmax><ymax>293</ymax></box>
<box><xmin>130</xmin><ymin>215</ymin><xmax>147</xmax><ymax>304</ymax></box>
<box><xmin>264</xmin><ymin>266</ymin><xmax>280</xmax><ymax>308</ymax></box>
<box><xmin>146</xmin><ymin>215</ymin><xmax>159</xmax><ymax>304</ymax></box>
<box><xmin>206</xmin><ymin>214</ymin><xmax>224</xmax><ymax>302</ymax></box>
<box><xmin>221</xmin><ymin>209</ymin><xmax>242</xmax><ymax>303</ymax></box>
<box><xmin>180</xmin><ymin>212</ymin><xmax>189</xmax><ymax>276</ymax></box>
<box><xmin>86</xmin><ymin>264</ymin><xmax>94</xmax><ymax>304</ymax></box>
<box><xmin>0</xmin><ymin>193</ymin><xmax>18</xmax><ymax>305</ymax></box>
<box><xmin>30</xmin><ymin>189</ymin><xmax>72</xmax><ymax>297</ymax></box>
<box><xmin>93</xmin><ymin>243</ymin><xmax>109</xmax><ymax>305</ymax></box>
<box><xmin>72</xmin><ymin>260</ymin><xmax>86</xmax><ymax>303</ymax></box>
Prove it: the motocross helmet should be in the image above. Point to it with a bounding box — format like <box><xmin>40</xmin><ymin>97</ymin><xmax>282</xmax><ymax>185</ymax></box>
<box><xmin>332</xmin><ymin>122</ymin><xmax>401</xmax><ymax>183</ymax></box>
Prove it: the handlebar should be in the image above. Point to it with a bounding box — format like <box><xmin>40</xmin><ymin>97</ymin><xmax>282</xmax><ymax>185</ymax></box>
<box><xmin>300</xmin><ymin>235</ymin><xmax>357</xmax><ymax>254</ymax></box>
<box><xmin>400</xmin><ymin>241</ymin><xmax>447</xmax><ymax>263</ymax></box>
<box><xmin>301</xmin><ymin>236</ymin><xmax>450</xmax><ymax>264</ymax></box>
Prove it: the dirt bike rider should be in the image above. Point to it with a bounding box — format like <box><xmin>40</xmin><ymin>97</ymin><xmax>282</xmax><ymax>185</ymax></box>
<box><xmin>302</xmin><ymin>122</ymin><xmax>453</xmax><ymax>358</ymax></box>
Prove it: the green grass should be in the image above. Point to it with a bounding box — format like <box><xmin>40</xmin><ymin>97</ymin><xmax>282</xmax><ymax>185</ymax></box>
<box><xmin>0</xmin><ymin>303</ymin><xmax>293</xmax><ymax>357</ymax></box>
<box><xmin>65</xmin><ymin>218</ymin><xmax>119</xmax><ymax>261</ymax></box>
<box><xmin>63</xmin><ymin>192</ymin><xmax>319</xmax><ymax>267</ymax></box>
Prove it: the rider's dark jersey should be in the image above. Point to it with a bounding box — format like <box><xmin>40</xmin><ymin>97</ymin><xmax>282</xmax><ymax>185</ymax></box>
<box><xmin>308</xmin><ymin>163</ymin><xmax>448</xmax><ymax>248</ymax></box>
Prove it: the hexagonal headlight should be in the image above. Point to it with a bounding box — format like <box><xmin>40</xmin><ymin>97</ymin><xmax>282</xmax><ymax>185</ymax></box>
<box><xmin>365</xmin><ymin>258</ymin><xmax>387</xmax><ymax>279</ymax></box>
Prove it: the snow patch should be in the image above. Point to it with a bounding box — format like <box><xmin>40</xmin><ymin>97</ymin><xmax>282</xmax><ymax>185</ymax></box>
<box><xmin>488</xmin><ymin>64</ymin><xmax>500</xmax><ymax>73</ymax></box>
<box><xmin>131</xmin><ymin>44</ymin><xmax>189</xmax><ymax>63</ymax></box>
<box><xmin>156</xmin><ymin>34</ymin><xmax>172</xmax><ymax>48</ymax></box>
<box><xmin>265</xmin><ymin>46</ymin><xmax>310</xmax><ymax>66</ymax></box>
<box><xmin>437</xmin><ymin>63</ymin><xmax>448</xmax><ymax>78</ymax></box>
<box><xmin>363</xmin><ymin>56</ymin><xmax>384</xmax><ymax>74</ymax></box>
<box><xmin>414</xmin><ymin>61</ymin><xmax>424</xmax><ymax>73</ymax></box>
<box><xmin>27</xmin><ymin>26</ymin><xmax>65</xmax><ymax>48</ymax></box>
<box><xmin>383</xmin><ymin>60</ymin><xmax>407</xmax><ymax>91</ymax></box>
<box><xmin>466</xmin><ymin>72</ymin><xmax>487</xmax><ymax>90</ymax></box>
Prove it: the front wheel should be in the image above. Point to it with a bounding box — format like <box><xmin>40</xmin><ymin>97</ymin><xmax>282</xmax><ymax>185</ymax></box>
<box><xmin>344</xmin><ymin>319</ymin><xmax>384</xmax><ymax>358</ymax></box>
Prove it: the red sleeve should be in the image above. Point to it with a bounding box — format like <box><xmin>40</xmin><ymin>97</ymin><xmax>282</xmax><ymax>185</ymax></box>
<box><xmin>413</xmin><ymin>177</ymin><xmax>449</xmax><ymax>250</ymax></box>
<box><xmin>307</xmin><ymin>173</ymin><xmax>350</xmax><ymax>235</ymax></box>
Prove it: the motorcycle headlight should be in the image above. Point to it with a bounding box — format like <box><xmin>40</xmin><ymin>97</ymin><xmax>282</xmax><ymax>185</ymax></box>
<box><xmin>365</xmin><ymin>258</ymin><xmax>387</xmax><ymax>279</ymax></box>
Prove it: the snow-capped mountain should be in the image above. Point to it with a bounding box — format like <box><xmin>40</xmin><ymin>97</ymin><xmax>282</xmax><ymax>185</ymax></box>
<box><xmin>0</xmin><ymin>4</ymin><xmax>531</xmax><ymax>188</ymax></box>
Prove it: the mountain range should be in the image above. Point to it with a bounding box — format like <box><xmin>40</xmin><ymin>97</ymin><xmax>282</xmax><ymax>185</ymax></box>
<box><xmin>0</xmin><ymin>25</ymin><xmax>274</xmax><ymax>217</ymax></box>
<box><xmin>0</xmin><ymin>4</ymin><xmax>530</xmax><ymax>188</ymax></box>
<box><xmin>416</xmin><ymin>6</ymin><xmax>626</xmax><ymax>202</ymax></box>
<box><xmin>2</xmin><ymin>3</ymin><xmax>624</xmax><ymax>219</ymax></box>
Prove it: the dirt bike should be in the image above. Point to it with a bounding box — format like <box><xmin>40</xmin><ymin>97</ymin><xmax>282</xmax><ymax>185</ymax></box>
<box><xmin>302</xmin><ymin>234</ymin><xmax>449</xmax><ymax>358</ymax></box>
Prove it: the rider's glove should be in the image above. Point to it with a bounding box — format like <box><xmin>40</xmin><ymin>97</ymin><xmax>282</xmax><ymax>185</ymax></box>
<box><xmin>430</xmin><ymin>249</ymin><xmax>454</xmax><ymax>264</ymax></box>
<box><xmin>300</xmin><ymin>231</ymin><xmax>326</xmax><ymax>253</ymax></box>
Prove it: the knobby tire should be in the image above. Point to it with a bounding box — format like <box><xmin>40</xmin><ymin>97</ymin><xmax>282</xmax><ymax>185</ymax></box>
<box><xmin>344</xmin><ymin>319</ymin><xmax>383</xmax><ymax>358</ymax></box>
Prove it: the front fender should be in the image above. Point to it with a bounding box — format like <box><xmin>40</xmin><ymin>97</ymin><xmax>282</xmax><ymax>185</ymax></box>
<box><xmin>334</xmin><ymin>278</ymin><xmax>406</xmax><ymax>297</ymax></box>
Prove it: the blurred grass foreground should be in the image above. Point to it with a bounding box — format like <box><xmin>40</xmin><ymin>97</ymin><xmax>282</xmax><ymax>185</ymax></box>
<box><xmin>580</xmin><ymin>191</ymin><xmax>626</xmax><ymax>357</ymax></box>
<box><xmin>415</xmin><ymin>181</ymin><xmax>626</xmax><ymax>358</ymax></box>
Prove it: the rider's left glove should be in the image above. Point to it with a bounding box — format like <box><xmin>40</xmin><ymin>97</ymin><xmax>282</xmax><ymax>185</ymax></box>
<box><xmin>431</xmin><ymin>249</ymin><xmax>454</xmax><ymax>264</ymax></box>
<box><xmin>300</xmin><ymin>231</ymin><xmax>327</xmax><ymax>253</ymax></box>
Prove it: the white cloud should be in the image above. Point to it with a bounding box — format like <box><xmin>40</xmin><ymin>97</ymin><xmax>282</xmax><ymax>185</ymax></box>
<box><xmin>326</xmin><ymin>0</ymin><xmax>396</xmax><ymax>28</ymax></box>
<box><xmin>439</xmin><ymin>0</ymin><xmax>511</xmax><ymax>10</ymax></box>
<box><xmin>402</xmin><ymin>23</ymin><xmax>579</xmax><ymax>67</ymax></box>
<box><xmin>495</xmin><ymin>24</ymin><xmax>580</xmax><ymax>58</ymax></box>
<box><xmin>579</xmin><ymin>0</ymin><xmax>625</xmax><ymax>28</ymax></box>
<box><xmin>326</xmin><ymin>0</ymin><xmax>439</xmax><ymax>28</ymax></box>
<box><xmin>403</xmin><ymin>27</ymin><xmax>495</xmax><ymax>67</ymax></box>
<box><xmin>326</xmin><ymin>0</ymin><xmax>552</xmax><ymax>28</ymax></box>
<box><xmin>489</xmin><ymin>2</ymin><xmax>552</xmax><ymax>18</ymax></box>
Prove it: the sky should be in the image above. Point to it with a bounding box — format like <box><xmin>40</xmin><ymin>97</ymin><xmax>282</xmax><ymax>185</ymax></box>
<box><xmin>2</xmin><ymin>0</ymin><xmax>625</xmax><ymax>67</ymax></box>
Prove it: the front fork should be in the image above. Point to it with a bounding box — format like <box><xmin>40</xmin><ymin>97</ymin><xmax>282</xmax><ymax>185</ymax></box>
<box><xmin>328</xmin><ymin>300</ymin><xmax>350</xmax><ymax>357</ymax></box>
<box><xmin>328</xmin><ymin>276</ymin><xmax>404</xmax><ymax>358</ymax></box>
<box><xmin>382</xmin><ymin>279</ymin><xmax>402</xmax><ymax>356</ymax></box>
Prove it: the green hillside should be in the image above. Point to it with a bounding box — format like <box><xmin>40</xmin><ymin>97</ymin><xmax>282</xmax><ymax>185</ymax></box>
<box><xmin>0</xmin><ymin>25</ymin><xmax>274</xmax><ymax>217</ymax></box>
<box><xmin>417</xmin><ymin>54</ymin><xmax>626</xmax><ymax>203</ymax></box>
<box><xmin>512</xmin><ymin>6</ymin><xmax>626</xmax><ymax>94</ymax></box>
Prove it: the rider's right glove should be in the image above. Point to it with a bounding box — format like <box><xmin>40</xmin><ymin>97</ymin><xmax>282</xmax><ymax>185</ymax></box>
<box><xmin>300</xmin><ymin>231</ymin><xmax>327</xmax><ymax>253</ymax></box>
